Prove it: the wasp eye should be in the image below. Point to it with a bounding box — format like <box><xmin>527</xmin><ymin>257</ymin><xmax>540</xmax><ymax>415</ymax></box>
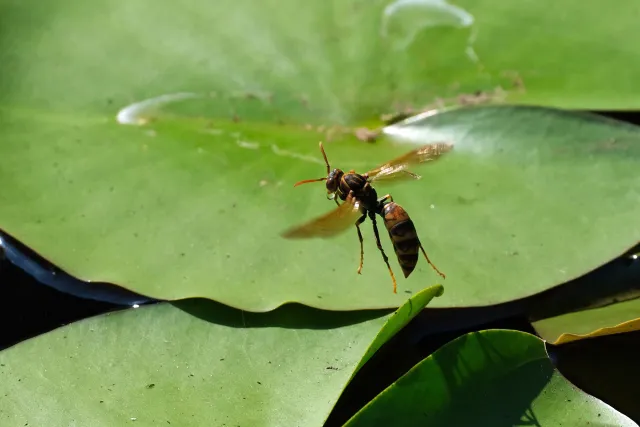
<box><xmin>326</xmin><ymin>178</ymin><xmax>338</xmax><ymax>192</ymax></box>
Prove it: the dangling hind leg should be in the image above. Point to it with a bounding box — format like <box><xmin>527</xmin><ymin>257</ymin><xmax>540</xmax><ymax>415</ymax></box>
<box><xmin>370</xmin><ymin>214</ymin><xmax>398</xmax><ymax>293</ymax></box>
<box><xmin>419</xmin><ymin>244</ymin><xmax>446</xmax><ymax>279</ymax></box>
<box><xmin>355</xmin><ymin>214</ymin><xmax>367</xmax><ymax>274</ymax></box>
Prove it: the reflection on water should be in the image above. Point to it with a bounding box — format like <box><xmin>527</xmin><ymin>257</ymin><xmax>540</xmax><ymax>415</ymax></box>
<box><xmin>0</xmin><ymin>231</ymin><xmax>154</xmax><ymax>306</ymax></box>
<box><xmin>382</xmin><ymin>108</ymin><xmax>453</xmax><ymax>145</ymax></box>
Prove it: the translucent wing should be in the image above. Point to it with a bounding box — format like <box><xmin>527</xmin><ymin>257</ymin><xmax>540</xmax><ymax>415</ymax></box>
<box><xmin>367</xmin><ymin>169</ymin><xmax>422</xmax><ymax>184</ymax></box>
<box><xmin>367</xmin><ymin>142</ymin><xmax>453</xmax><ymax>183</ymax></box>
<box><xmin>281</xmin><ymin>196</ymin><xmax>362</xmax><ymax>239</ymax></box>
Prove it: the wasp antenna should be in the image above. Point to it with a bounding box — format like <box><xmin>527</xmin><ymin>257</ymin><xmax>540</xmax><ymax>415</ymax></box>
<box><xmin>293</xmin><ymin>177</ymin><xmax>327</xmax><ymax>187</ymax></box>
<box><xmin>319</xmin><ymin>141</ymin><xmax>331</xmax><ymax>175</ymax></box>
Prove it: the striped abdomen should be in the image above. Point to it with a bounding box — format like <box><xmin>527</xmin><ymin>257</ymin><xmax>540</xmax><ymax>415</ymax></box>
<box><xmin>382</xmin><ymin>202</ymin><xmax>420</xmax><ymax>278</ymax></box>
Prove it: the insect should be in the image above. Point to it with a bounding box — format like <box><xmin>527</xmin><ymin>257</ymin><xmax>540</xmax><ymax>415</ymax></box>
<box><xmin>282</xmin><ymin>141</ymin><xmax>452</xmax><ymax>293</ymax></box>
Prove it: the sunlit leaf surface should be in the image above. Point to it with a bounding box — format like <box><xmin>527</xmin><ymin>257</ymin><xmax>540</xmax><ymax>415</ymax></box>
<box><xmin>1</xmin><ymin>0</ymin><xmax>639</xmax><ymax>310</ymax></box>
<box><xmin>0</xmin><ymin>286</ymin><xmax>442</xmax><ymax>426</ymax></box>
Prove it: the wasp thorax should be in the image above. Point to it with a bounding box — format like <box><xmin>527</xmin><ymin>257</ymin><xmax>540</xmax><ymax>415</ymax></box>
<box><xmin>325</xmin><ymin>169</ymin><xmax>343</xmax><ymax>193</ymax></box>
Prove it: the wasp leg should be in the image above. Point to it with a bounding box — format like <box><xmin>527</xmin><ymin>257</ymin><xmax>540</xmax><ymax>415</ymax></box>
<box><xmin>369</xmin><ymin>213</ymin><xmax>398</xmax><ymax>294</ymax></box>
<box><xmin>355</xmin><ymin>214</ymin><xmax>367</xmax><ymax>274</ymax></box>
<box><xmin>419</xmin><ymin>244</ymin><xmax>446</xmax><ymax>279</ymax></box>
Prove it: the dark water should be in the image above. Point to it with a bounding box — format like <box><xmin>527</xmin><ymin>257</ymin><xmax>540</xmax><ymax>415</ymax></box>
<box><xmin>0</xmin><ymin>230</ymin><xmax>157</xmax><ymax>350</ymax></box>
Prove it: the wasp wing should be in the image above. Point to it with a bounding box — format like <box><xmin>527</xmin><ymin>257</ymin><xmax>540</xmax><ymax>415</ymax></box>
<box><xmin>367</xmin><ymin>142</ymin><xmax>453</xmax><ymax>183</ymax></box>
<box><xmin>281</xmin><ymin>196</ymin><xmax>362</xmax><ymax>239</ymax></box>
<box><xmin>367</xmin><ymin>169</ymin><xmax>422</xmax><ymax>184</ymax></box>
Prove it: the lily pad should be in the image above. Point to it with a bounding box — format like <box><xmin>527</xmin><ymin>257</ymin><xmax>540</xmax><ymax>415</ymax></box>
<box><xmin>0</xmin><ymin>285</ymin><xmax>442</xmax><ymax>426</ymax></box>
<box><xmin>2</xmin><ymin>0</ymin><xmax>640</xmax><ymax>311</ymax></box>
<box><xmin>533</xmin><ymin>297</ymin><xmax>640</xmax><ymax>344</ymax></box>
<box><xmin>343</xmin><ymin>330</ymin><xmax>638</xmax><ymax>426</ymax></box>
<box><xmin>1</xmin><ymin>105</ymin><xmax>639</xmax><ymax>310</ymax></box>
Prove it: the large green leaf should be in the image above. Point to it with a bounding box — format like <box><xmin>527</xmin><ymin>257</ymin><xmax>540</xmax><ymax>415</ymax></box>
<box><xmin>1</xmin><ymin>0</ymin><xmax>640</xmax><ymax>311</ymax></box>
<box><xmin>0</xmin><ymin>285</ymin><xmax>442</xmax><ymax>426</ymax></box>
<box><xmin>343</xmin><ymin>330</ymin><xmax>638</xmax><ymax>426</ymax></box>
<box><xmin>1</xmin><ymin>105</ymin><xmax>639</xmax><ymax>310</ymax></box>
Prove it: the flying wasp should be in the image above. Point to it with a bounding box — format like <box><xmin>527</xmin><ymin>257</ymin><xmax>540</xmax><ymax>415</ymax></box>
<box><xmin>282</xmin><ymin>141</ymin><xmax>453</xmax><ymax>293</ymax></box>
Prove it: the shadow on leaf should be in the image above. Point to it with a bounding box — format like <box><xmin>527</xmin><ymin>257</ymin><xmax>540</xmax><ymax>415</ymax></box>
<box><xmin>344</xmin><ymin>331</ymin><xmax>553</xmax><ymax>427</ymax></box>
<box><xmin>173</xmin><ymin>298</ymin><xmax>393</xmax><ymax>330</ymax></box>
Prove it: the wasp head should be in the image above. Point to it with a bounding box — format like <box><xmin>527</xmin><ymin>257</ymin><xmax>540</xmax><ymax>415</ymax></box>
<box><xmin>325</xmin><ymin>168</ymin><xmax>343</xmax><ymax>194</ymax></box>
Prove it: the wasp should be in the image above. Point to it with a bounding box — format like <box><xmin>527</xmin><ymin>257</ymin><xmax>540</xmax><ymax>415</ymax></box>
<box><xmin>282</xmin><ymin>141</ymin><xmax>452</xmax><ymax>293</ymax></box>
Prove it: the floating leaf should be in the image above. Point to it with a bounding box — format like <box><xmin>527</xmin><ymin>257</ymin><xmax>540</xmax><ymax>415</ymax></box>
<box><xmin>2</xmin><ymin>0</ymin><xmax>640</xmax><ymax>310</ymax></box>
<box><xmin>355</xmin><ymin>285</ymin><xmax>444</xmax><ymax>372</ymax></box>
<box><xmin>533</xmin><ymin>297</ymin><xmax>640</xmax><ymax>344</ymax></box>
<box><xmin>0</xmin><ymin>285</ymin><xmax>442</xmax><ymax>426</ymax></box>
<box><xmin>344</xmin><ymin>330</ymin><xmax>637</xmax><ymax>426</ymax></box>
<box><xmin>1</xmin><ymin>104</ymin><xmax>639</xmax><ymax>310</ymax></box>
